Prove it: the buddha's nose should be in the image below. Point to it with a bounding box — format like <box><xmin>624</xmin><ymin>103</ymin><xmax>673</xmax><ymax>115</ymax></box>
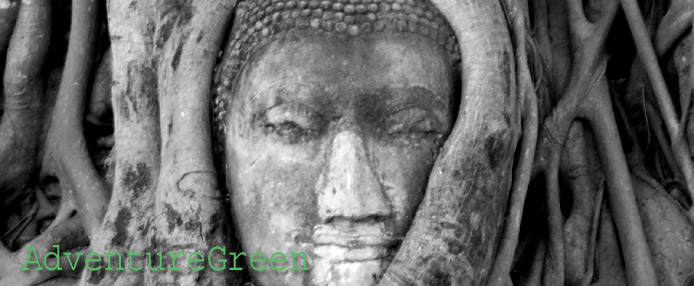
<box><xmin>316</xmin><ymin>130</ymin><xmax>392</xmax><ymax>223</ymax></box>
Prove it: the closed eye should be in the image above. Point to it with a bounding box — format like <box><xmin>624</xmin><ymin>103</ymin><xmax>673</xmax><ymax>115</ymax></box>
<box><xmin>384</xmin><ymin>107</ymin><xmax>444</xmax><ymax>136</ymax></box>
<box><xmin>262</xmin><ymin>102</ymin><xmax>326</xmax><ymax>141</ymax></box>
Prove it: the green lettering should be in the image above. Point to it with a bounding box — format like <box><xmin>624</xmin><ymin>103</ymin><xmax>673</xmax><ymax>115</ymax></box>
<box><xmin>208</xmin><ymin>247</ymin><xmax>227</xmax><ymax>271</ymax></box>
<box><xmin>250</xmin><ymin>252</ymin><xmax>267</xmax><ymax>271</ymax></box>
<box><xmin>270</xmin><ymin>252</ymin><xmax>287</xmax><ymax>271</ymax></box>
<box><xmin>290</xmin><ymin>252</ymin><xmax>309</xmax><ymax>270</ymax></box>
<box><xmin>188</xmin><ymin>252</ymin><xmax>205</xmax><ymax>271</ymax></box>
<box><xmin>229</xmin><ymin>252</ymin><xmax>246</xmax><ymax>270</ymax></box>
<box><xmin>21</xmin><ymin>247</ymin><xmax>43</xmax><ymax>271</ymax></box>
<box><xmin>62</xmin><ymin>252</ymin><xmax>83</xmax><ymax>271</ymax></box>
<box><xmin>167</xmin><ymin>252</ymin><xmax>186</xmax><ymax>271</ymax></box>
<box><xmin>43</xmin><ymin>245</ymin><xmax>61</xmax><ymax>271</ymax></box>
<box><xmin>146</xmin><ymin>252</ymin><xmax>165</xmax><ymax>271</ymax></box>
<box><xmin>105</xmin><ymin>252</ymin><xmax>124</xmax><ymax>270</ymax></box>
<box><xmin>128</xmin><ymin>248</ymin><xmax>142</xmax><ymax>271</ymax></box>
<box><xmin>85</xmin><ymin>252</ymin><xmax>102</xmax><ymax>271</ymax></box>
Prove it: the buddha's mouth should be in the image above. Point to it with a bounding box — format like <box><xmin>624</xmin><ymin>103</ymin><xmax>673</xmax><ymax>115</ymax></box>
<box><xmin>312</xmin><ymin>244</ymin><xmax>389</xmax><ymax>261</ymax></box>
<box><xmin>307</xmin><ymin>223</ymin><xmax>401</xmax><ymax>262</ymax></box>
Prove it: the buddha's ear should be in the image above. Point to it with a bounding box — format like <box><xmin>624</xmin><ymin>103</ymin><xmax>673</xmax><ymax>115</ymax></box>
<box><xmin>380</xmin><ymin>0</ymin><xmax>522</xmax><ymax>285</ymax></box>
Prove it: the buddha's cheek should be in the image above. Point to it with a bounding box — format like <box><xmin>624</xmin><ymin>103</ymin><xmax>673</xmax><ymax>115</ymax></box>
<box><xmin>229</xmin><ymin>144</ymin><xmax>321</xmax><ymax>262</ymax></box>
<box><xmin>373</xmin><ymin>141</ymin><xmax>439</xmax><ymax>235</ymax></box>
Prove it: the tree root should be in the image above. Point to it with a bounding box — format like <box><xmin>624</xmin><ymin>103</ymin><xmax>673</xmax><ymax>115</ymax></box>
<box><xmin>0</xmin><ymin>165</ymin><xmax>86</xmax><ymax>285</ymax></box>
<box><xmin>0</xmin><ymin>0</ymin><xmax>51</xmax><ymax>202</ymax></box>
<box><xmin>647</xmin><ymin>103</ymin><xmax>684</xmax><ymax>180</ymax></box>
<box><xmin>560</xmin><ymin>122</ymin><xmax>603</xmax><ymax>286</ymax></box>
<box><xmin>542</xmin><ymin>142</ymin><xmax>564</xmax><ymax>286</ymax></box>
<box><xmin>519</xmin><ymin>237</ymin><xmax>545</xmax><ymax>286</ymax></box>
<box><xmin>591</xmin><ymin>202</ymin><xmax>628</xmax><ymax>286</ymax></box>
<box><xmin>81</xmin><ymin>1</ymin><xmax>159</xmax><ymax>284</ymax></box>
<box><xmin>0</xmin><ymin>214</ymin><xmax>86</xmax><ymax>286</ymax></box>
<box><xmin>2</xmin><ymin>188</ymin><xmax>60</xmax><ymax>249</ymax></box>
<box><xmin>486</xmin><ymin>0</ymin><xmax>539</xmax><ymax>284</ymax></box>
<box><xmin>621</xmin><ymin>0</ymin><xmax>694</xmax><ymax>216</ymax></box>
<box><xmin>654</xmin><ymin>0</ymin><xmax>691</xmax><ymax>56</ymax></box>
<box><xmin>527</xmin><ymin>0</ymin><xmax>659</xmax><ymax>285</ymax></box>
<box><xmin>144</xmin><ymin>0</ymin><xmax>239</xmax><ymax>284</ymax></box>
<box><xmin>630</xmin><ymin>169</ymin><xmax>694</xmax><ymax>286</ymax></box>
<box><xmin>588</xmin><ymin>79</ymin><xmax>659</xmax><ymax>286</ymax></box>
<box><xmin>86</xmin><ymin>48</ymin><xmax>113</xmax><ymax>127</ymax></box>
<box><xmin>42</xmin><ymin>0</ymin><xmax>107</xmax><ymax>238</ymax></box>
<box><xmin>0</xmin><ymin>0</ymin><xmax>17</xmax><ymax>54</ymax></box>
<box><xmin>579</xmin><ymin>182</ymin><xmax>604</xmax><ymax>286</ymax></box>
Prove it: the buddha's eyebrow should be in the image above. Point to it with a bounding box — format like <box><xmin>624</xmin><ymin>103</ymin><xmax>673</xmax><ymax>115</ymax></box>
<box><xmin>253</xmin><ymin>82</ymin><xmax>336</xmax><ymax>113</ymax></box>
<box><xmin>385</xmin><ymin>86</ymin><xmax>449</xmax><ymax>113</ymax></box>
<box><xmin>252</xmin><ymin>82</ymin><xmax>316</xmax><ymax>102</ymax></box>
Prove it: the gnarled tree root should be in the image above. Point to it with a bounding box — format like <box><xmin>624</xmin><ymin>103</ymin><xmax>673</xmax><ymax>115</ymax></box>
<box><xmin>622</xmin><ymin>0</ymin><xmax>694</xmax><ymax>217</ymax></box>
<box><xmin>0</xmin><ymin>0</ymin><xmax>50</xmax><ymax>203</ymax></box>
<box><xmin>528</xmin><ymin>0</ymin><xmax>659</xmax><ymax>285</ymax></box>
<box><xmin>80</xmin><ymin>1</ymin><xmax>158</xmax><ymax>285</ymax></box>
<box><xmin>42</xmin><ymin>0</ymin><xmax>108</xmax><ymax>239</ymax></box>
<box><xmin>486</xmin><ymin>0</ymin><xmax>539</xmax><ymax>284</ymax></box>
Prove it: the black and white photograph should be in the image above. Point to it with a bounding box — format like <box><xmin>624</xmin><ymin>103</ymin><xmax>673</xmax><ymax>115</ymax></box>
<box><xmin>0</xmin><ymin>0</ymin><xmax>693</xmax><ymax>285</ymax></box>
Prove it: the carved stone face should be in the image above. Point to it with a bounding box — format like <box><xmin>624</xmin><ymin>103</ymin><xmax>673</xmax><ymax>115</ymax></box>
<box><xmin>225</xmin><ymin>32</ymin><xmax>456</xmax><ymax>285</ymax></box>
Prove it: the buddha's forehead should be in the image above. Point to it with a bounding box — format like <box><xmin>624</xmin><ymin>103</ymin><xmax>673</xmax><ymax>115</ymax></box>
<box><xmin>236</xmin><ymin>32</ymin><xmax>455</xmax><ymax>106</ymax></box>
<box><xmin>215</xmin><ymin>0</ymin><xmax>460</xmax><ymax>87</ymax></box>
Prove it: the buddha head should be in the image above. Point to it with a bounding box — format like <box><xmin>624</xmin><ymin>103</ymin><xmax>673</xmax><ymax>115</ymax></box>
<box><xmin>213</xmin><ymin>0</ymin><xmax>460</xmax><ymax>284</ymax></box>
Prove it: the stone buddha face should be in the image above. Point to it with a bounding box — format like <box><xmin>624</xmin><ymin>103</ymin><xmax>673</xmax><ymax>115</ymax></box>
<box><xmin>217</xmin><ymin>2</ymin><xmax>459</xmax><ymax>284</ymax></box>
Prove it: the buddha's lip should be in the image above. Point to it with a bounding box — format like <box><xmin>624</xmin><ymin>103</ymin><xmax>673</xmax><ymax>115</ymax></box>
<box><xmin>310</xmin><ymin>233</ymin><xmax>399</xmax><ymax>247</ymax></box>
<box><xmin>291</xmin><ymin>224</ymin><xmax>401</xmax><ymax>261</ymax></box>
<box><xmin>307</xmin><ymin>223</ymin><xmax>401</xmax><ymax>248</ymax></box>
<box><xmin>311</xmin><ymin>244</ymin><xmax>390</xmax><ymax>261</ymax></box>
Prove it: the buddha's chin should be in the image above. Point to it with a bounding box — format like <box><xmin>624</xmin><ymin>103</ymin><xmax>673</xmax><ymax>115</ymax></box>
<box><xmin>309</xmin><ymin>256</ymin><xmax>390</xmax><ymax>286</ymax></box>
<box><xmin>250</xmin><ymin>256</ymin><xmax>390</xmax><ymax>286</ymax></box>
